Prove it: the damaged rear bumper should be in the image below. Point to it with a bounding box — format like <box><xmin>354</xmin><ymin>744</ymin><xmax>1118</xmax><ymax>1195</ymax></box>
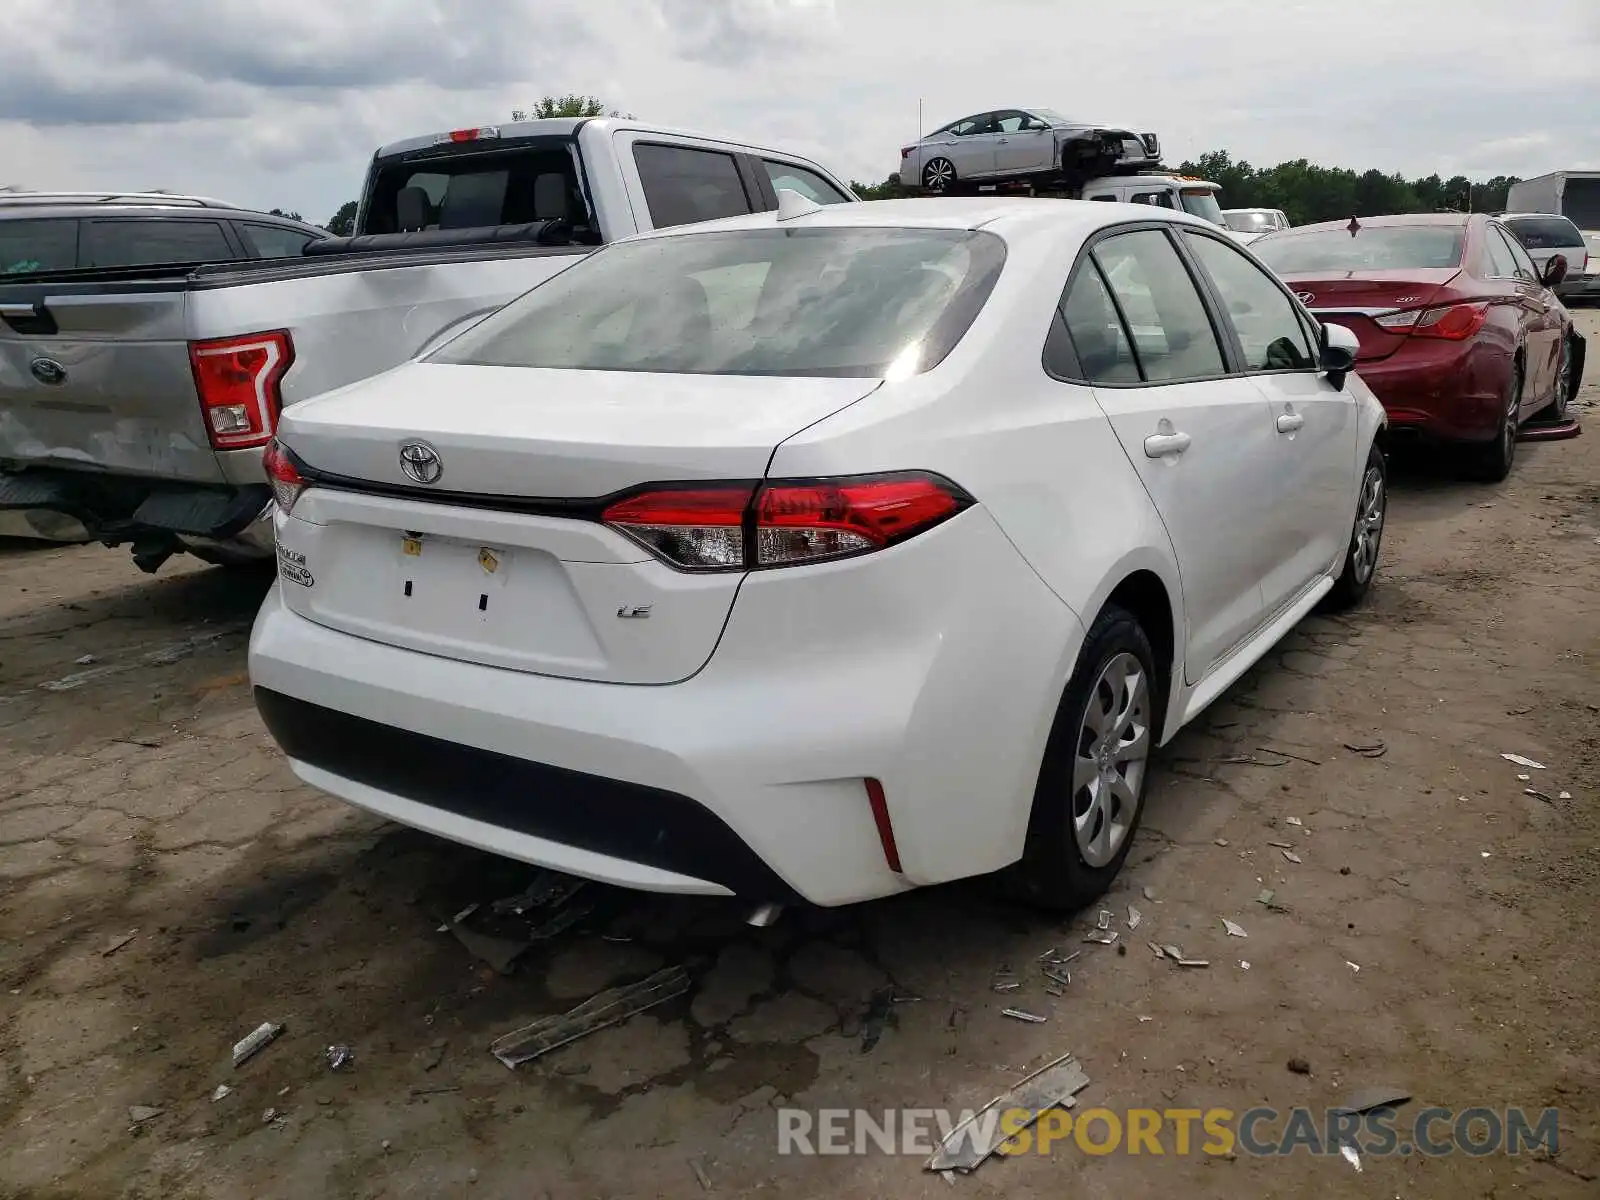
<box><xmin>0</xmin><ymin>468</ymin><xmax>272</xmax><ymax>565</ymax></box>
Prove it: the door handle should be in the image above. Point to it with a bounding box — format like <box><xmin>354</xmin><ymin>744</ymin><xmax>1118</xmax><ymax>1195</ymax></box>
<box><xmin>997</xmin><ymin>137</ymin><xmax>1009</xmax><ymax>144</ymax></box>
<box><xmin>1143</xmin><ymin>431</ymin><xmax>1191</xmax><ymax>458</ymax></box>
<box><xmin>1276</xmin><ymin>412</ymin><xmax>1304</xmax><ymax>434</ymax></box>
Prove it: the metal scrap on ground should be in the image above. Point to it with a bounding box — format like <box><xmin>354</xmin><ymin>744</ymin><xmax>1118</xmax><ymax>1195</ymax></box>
<box><xmin>925</xmin><ymin>1052</ymin><xmax>1091</xmax><ymax>1173</ymax></box>
<box><xmin>1501</xmin><ymin>753</ymin><xmax>1547</xmax><ymax>770</ymax></box>
<box><xmin>1335</xmin><ymin>1085</ymin><xmax>1412</xmax><ymax>1114</ymax></box>
<box><xmin>1344</xmin><ymin>740</ymin><xmax>1387</xmax><ymax>758</ymax></box>
<box><xmin>490</xmin><ymin>965</ymin><xmax>691</xmax><ymax>1068</ymax></box>
<box><xmin>232</xmin><ymin>1021</ymin><xmax>285</xmax><ymax>1069</ymax></box>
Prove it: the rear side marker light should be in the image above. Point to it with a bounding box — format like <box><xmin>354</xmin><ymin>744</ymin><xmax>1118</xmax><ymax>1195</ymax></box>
<box><xmin>865</xmin><ymin>778</ymin><xmax>903</xmax><ymax>873</ymax></box>
<box><xmin>600</xmin><ymin>472</ymin><xmax>972</xmax><ymax>572</ymax></box>
<box><xmin>190</xmin><ymin>330</ymin><xmax>294</xmax><ymax>450</ymax></box>
<box><xmin>263</xmin><ymin>439</ymin><xmax>306</xmax><ymax>514</ymax></box>
<box><xmin>1374</xmin><ymin>302</ymin><xmax>1489</xmax><ymax>341</ymax></box>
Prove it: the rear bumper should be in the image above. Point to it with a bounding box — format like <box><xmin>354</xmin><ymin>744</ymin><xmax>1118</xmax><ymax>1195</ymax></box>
<box><xmin>0</xmin><ymin>467</ymin><xmax>271</xmax><ymax>549</ymax></box>
<box><xmin>247</xmin><ymin>507</ymin><xmax>1084</xmax><ymax>906</ymax></box>
<box><xmin>1353</xmin><ymin>339</ymin><xmax>1509</xmax><ymax>442</ymax></box>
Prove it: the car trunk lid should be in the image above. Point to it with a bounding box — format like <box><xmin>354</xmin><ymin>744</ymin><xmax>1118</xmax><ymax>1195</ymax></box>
<box><xmin>1284</xmin><ymin>269</ymin><xmax>1461</xmax><ymax>363</ymax></box>
<box><xmin>274</xmin><ymin>362</ymin><xmax>880</xmax><ymax>684</ymax></box>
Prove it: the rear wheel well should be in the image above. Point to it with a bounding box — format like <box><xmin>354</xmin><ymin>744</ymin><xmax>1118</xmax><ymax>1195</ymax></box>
<box><xmin>1103</xmin><ymin>571</ymin><xmax>1175</xmax><ymax>735</ymax></box>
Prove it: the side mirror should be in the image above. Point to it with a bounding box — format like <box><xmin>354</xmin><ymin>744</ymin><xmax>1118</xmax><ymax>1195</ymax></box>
<box><xmin>1319</xmin><ymin>321</ymin><xmax>1359</xmax><ymax>390</ymax></box>
<box><xmin>1541</xmin><ymin>254</ymin><xmax>1568</xmax><ymax>288</ymax></box>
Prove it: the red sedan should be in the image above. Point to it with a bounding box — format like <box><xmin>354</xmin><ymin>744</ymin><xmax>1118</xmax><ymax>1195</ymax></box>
<box><xmin>1251</xmin><ymin>213</ymin><xmax>1585</xmax><ymax>479</ymax></box>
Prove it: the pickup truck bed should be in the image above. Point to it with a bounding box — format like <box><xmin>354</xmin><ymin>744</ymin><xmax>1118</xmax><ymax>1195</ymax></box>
<box><xmin>0</xmin><ymin>116</ymin><xmax>857</xmax><ymax>570</ymax></box>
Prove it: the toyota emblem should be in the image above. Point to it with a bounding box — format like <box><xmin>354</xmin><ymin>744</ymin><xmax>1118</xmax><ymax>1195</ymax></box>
<box><xmin>1294</xmin><ymin>291</ymin><xmax>1315</xmax><ymax>305</ymax></box>
<box><xmin>398</xmin><ymin>439</ymin><xmax>443</xmax><ymax>485</ymax></box>
<box><xmin>29</xmin><ymin>357</ymin><xmax>67</xmax><ymax>386</ymax></box>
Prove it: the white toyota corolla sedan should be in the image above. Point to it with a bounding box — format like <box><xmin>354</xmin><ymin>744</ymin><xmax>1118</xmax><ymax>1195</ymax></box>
<box><xmin>249</xmin><ymin>195</ymin><xmax>1387</xmax><ymax>912</ymax></box>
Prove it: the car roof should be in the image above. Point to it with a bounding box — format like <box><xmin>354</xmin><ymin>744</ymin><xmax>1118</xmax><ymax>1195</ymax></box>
<box><xmin>1497</xmin><ymin>211</ymin><xmax>1581</xmax><ymax>224</ymax></box>
<box><xmin>0</xmin><ymin>202</ymin><xmax>324</xmax><ymax>232</ymax></box>
<box><xmin>1283</xmin><ymin>212</ymin><xmax>1472</xmax><ymax>235</ymax></box>
<box><xmin>625</xmin><ymin>196</ymin><xmax>1224</xmax><ymax>243</ymax></box>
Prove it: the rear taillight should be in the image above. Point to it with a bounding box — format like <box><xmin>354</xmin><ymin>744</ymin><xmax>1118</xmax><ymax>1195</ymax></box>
<box><xmin>262</xmin><ymin>439</ymin><xmax>306</xmax><ymax>514</ymax></box>
<box><xmin>190</xmin><ymin>330</ymin><xmax>294</xmax><ymax>450</ymax></box>
<box><xmin>439</xmin><ymin>126</ymin><xmax>500</xmax><ymax>144</ymax></box>
<box><xmin>1374</xmin><ymin>302</ymin><xmax>1489</xmax><ymax>341</ymax></box>
<box><xmin>900</xmin><ymin>146</ymin><xmax>914</xmax><ymax>159</ymax></box>
<box><xmin>601</xmin><ymin>472</ymin><xmax>971</xmax><ymax>572</ymax></box>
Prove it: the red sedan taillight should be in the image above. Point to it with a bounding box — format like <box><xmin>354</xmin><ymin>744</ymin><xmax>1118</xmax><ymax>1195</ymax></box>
<box><xmin>601</xmin><ymin>472</ymin><xmax>971</xmax><ymax>572</ymax></box>
<box><xmin>1374</xmin><ymin>302</ymin><xmax>1489</xmax><ymax>341</ymax></box>
<box><xmin>900</xmin><ymin>146</ymin><xmax>915</xmax><ymax>159</ymax></box>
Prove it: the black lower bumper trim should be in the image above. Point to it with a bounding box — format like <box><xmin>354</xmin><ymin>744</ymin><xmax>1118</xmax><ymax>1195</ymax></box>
<box><xmin>253</xmin><ymin>687</ymin><xmax>802</xmax><ymax>903</ymax></box>
<box><xmin>0</xmin><ymin>469</ymin><xmax>268</xmax><ymax>541</ymax></box>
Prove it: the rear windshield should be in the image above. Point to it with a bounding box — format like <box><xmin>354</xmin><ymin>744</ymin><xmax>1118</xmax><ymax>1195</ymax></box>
<box><xmin>1503</xmin><ymin>216</ymin><xmax>1585</xmax><ymax>249</ymax></box>
<box><xmin>362</xmin><ymin>140</ymin><xmax>589</xmax><ymax>236</ymax></box>
<box><xmin>1252</xmin><ymin>225</ymin><xmax>1465</xmax><ymax>272</ymax></box>
<box><xmin>0</xmin><ymin>218</ymin><xmax>79</xmax><ymax>275</ymax></box>
<box><xmin>1180</xmin><ymin>189</ymin><xmax>1225</xmax><ymax>226</ymax></box>
<box><xmin>429</xmin><ymin>227</ymin><xmax>1007</xmax><ymax>378</ymax></box>
<box><xmin>1225</xmin><ymin>211</ymin><xmax>1276</xmax><ymax>233</ymax></box>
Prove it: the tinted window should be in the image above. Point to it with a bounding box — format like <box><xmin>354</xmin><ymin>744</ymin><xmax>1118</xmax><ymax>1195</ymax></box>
<box><xmin>762</xmin><ymin>161</ymin><xmax>850</xmax><ymax>205</ymax></box>
<box><xmin>1130</xmin><ymin>192</ymin><xmax>1175</xmax><ymax>209</ymax></box>
<box><xmin>1484</xmin><ymin>227</ymin><xmax>1521</xmax><ymax>278</ymax></box>
<box><xmin>81</xmin><ymin>219</ymin><xmax>233</xmax><ymax>268</ymax></box>
<box><xmin>634</xmin><ymin>144</ymin><xmax>754</xmax><ymax>230</ymax></box>
<box><xmin>1093</xmin><ymin>230</ymin><xmax>1226</xmax><ymax>383</ymax></box>
<box><xmin>243</xmin><ymin>223</ymin><xmax>316</xmax><ymax>258</ymax></box>
<box><xmin>1253</xmin><ymin>225</ymin><xmax>1464</xmax><ymax>272</ymax></box>
<box><xmin>1059</xmin><ymin>263</ymin><xmax>1139</xmax><ymax>384</ymax></box>
<box><xmin>363</xmin><ymin>147</ymin><xmax>584</xmax><ymax>235</ymax></box>
<box><xmin>0</xmin><ymin>218</ymin><xmax>78</xmax><ymax>275</ymax></box>
<box><xmin>1503</xmin><ymin>216</ymin><xmax>1585</xmax><ymax>249</ymax></box>
<box><xmin>431</xmin><ymin>227</ymin><xmax>1006</xmax><ymax>378</ymax></box>
<box><xmin>995</xmin><ymin>111</ymin><xmax>1028</xmax><ymax>133</ymax></box>
<box><xmin>1185</xmin><ymin>233</ymin><xmax>1315</xmax><ymax>371</ymax></box>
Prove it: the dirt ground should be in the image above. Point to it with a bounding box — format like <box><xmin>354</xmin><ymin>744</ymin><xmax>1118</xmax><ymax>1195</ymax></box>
<box><xmin>3</xmin><ymin>311</ymin><xmax>1599</xmax><ymax>1200</ymax></box>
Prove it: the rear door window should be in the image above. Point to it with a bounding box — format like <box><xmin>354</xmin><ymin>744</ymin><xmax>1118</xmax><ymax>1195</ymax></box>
<box><xmin>242</xmin><ymin>223</ymin><xmax>317</xmax><ymax>258</ymax></box>
<box><xmin>1503</xmin><ymin>216</ymin><xmax>1585</xmax><ymax>249</ymax></box>
<box><xmin>0</xmin><ymin>218</ymin><xmax>79</xmax><ymax>275</ymax></box>
<box><xmin>1092</xmin><ymin>229</ymin><xmax>1227</xmax><ymax>383</ymax></box>
<box><xmin>81</xmin><ymin>219</ymin><xmax>235</xmax><ymax>268</ymax></box>
<box><xmin>761</xmin><ymin>161</ymin><xmax>851</xmax><ymax>205</ymax></box>
<box><xmin>1058</xmin><ymin>263</ymin><xmax>1140</xmax><ymax>384</ymax></box>
<box><xmin>634</xmin><ymin>144</ymin><xmax>755</xmax><ymax>230</ymax></box>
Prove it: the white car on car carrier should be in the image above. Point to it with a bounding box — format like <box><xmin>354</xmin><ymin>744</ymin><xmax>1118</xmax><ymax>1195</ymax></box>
<box><xmin>249</xmin><ymin>190</ymin><xmax>1387</xmax><ymax>911</ymax></box>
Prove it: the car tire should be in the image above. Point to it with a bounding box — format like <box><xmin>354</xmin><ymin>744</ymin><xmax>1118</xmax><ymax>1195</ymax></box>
<box><xmin>1003</xmin><ymin>603</ymin><xmax>1161</xmax><ymax>912</ymax></box>
<box><xmin>1462</xmin><ymin>357</ymin><xmax>1522</xmax><ymax>482</ymax></box>
<box><xmin>1534</xmin><ymin>335</ymin><xmax>1576</xmax><ymax>422</ymax></box>
<box><xmin>1324</xmin><ymin>443</ymin><xmax>1386</xmax><ymax>611</ymax></box>
<box><xmin>922</xmin><ymin>157</ymin><xmax>956</xmax><ymax>193</ymax></box>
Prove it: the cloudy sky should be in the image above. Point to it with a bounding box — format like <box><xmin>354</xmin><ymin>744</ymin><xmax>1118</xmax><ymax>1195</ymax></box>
<box><xmin>2</xmin><ymin>0</ymin><xmax>1596</xmax><ymax>226</ymax></box>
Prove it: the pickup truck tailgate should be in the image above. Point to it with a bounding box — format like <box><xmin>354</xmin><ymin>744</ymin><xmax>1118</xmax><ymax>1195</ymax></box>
<box><xmin>0</xmin><ymin>285</ymin><xmax>223</xmax><ymax>483</ymax></box>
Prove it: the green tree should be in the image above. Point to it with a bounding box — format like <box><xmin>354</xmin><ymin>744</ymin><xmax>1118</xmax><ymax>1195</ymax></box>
<box><xmin>850</xmin><ymin>175</ymin><xmax>910</xmax><ymax>201</ymax></box>
<box><xmin>1173</xmin><ymin>152</ymin><xmax>1520</xmax><ymax>224</ymax></box>
<box><xmin>268</xmin><ymin>207</ymin><xmax>303</xmax><ymax>222</ymax></box>
<box><xmin>513</xmin><ymin>95</ymin><xmax>630</xmax><ymax>120</ymax></box>
<box><xmin>325</xmin><ymin>201</ymin><xmax>358</xmax><ymax>236</ymax></box>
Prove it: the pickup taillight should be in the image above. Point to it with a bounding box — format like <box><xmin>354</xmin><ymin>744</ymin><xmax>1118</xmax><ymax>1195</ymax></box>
<box><xmin>189</xmin><ymin>330</ymin><xmax>294</xmax><ymax>451</ymax></box>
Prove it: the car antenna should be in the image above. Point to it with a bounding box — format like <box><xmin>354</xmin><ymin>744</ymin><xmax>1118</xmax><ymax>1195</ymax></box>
<box><xmin>775</xmin><ymin>188</ymin><xmax>824</xmax><ymax>222</ymax></box>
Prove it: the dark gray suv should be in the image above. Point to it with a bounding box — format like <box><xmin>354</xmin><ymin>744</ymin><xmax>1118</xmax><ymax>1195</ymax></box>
<box><xmin>0</xmin><ymin>191</ymin><xmax>327</xmax><ymax>277</ymax></box>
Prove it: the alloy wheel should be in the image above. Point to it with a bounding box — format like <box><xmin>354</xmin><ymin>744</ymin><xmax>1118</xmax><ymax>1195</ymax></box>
<box><xmin>1071</xmin><ymin>651</ymin><xmax>1151</xmax><ymax>868</ymax></box>
<box><xmin>923</xmin><ymin>158</ymin><xmax>954</xmax><ymax>192</ymax></box>
<box><xmin>1351</xmin><ymin>464</ymin><xmax>1385</xmax><ymax>584</ymax></box>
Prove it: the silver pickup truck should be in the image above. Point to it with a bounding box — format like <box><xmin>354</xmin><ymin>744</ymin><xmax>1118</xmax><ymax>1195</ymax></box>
<box><xmin>0</xmin><ymin>118</ymin><xmax>856</xmax><ymax>570</ymax></box>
